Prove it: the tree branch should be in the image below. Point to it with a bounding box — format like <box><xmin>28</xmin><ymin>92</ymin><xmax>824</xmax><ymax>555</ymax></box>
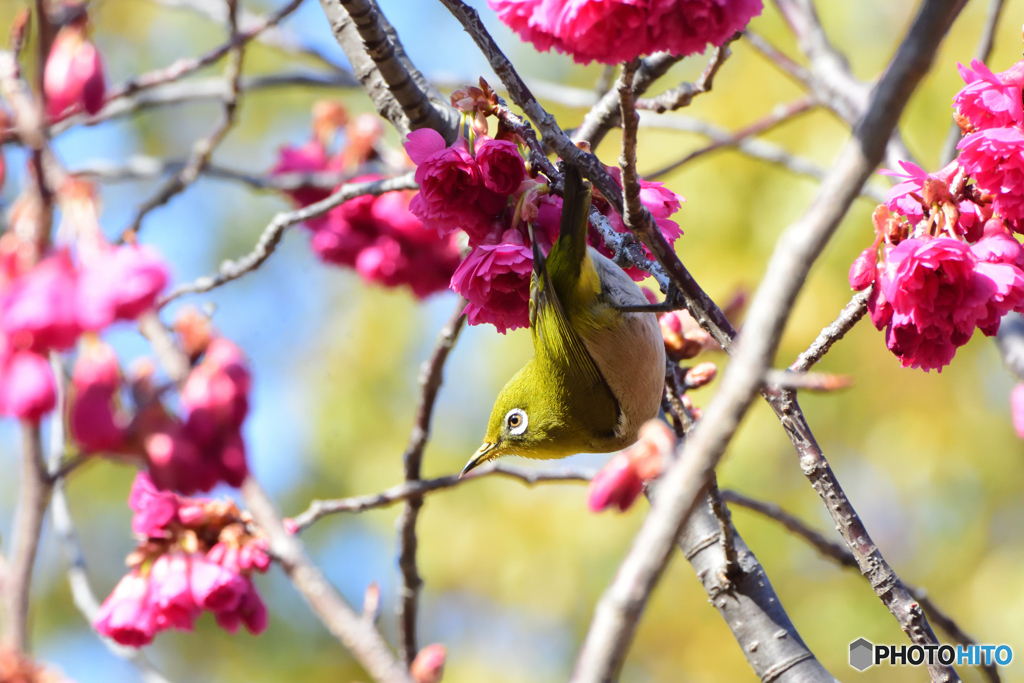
<box><xmin>291</xmin><ymin>463</ymin><xmax>595</xmax><ymax>533</ymax></box>
<box><xmin>396</xmin><ymin>300</ymin><xmax>466</xmax><ymax>666</ymax></box>
<box><xmin>317</xmin><ymin>0</ymin><xmax>459</xmax><ymax>141</ymax></box>
<box><xmin>159</xmin><ymin>172</ymin><xmax>417</xmax><ymax>305</ymax></box>
<box><xmin>633</xmin><ymin>37</ymin><xmax>737</xmax><ymax>113</ymax></box>
<box><xmin>242</xmin><ymin>478</ymin><xmax>415</xmax><ymax>683</ymax></box>
<box><xmin>790</xmin><ymin>289</ymin><xmax>871</xmax><ymax>373</ymax></box>
<box><xmin>723</xmin><ymin>490</ymin><xmax>1001</xmax><ymax>683</ymax></box>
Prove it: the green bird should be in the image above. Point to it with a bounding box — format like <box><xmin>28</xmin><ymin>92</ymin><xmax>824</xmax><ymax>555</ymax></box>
<box><xmin>462</xmin><ymin>166</ymin><xmax>666</xmax><ymax>475</ymax></box>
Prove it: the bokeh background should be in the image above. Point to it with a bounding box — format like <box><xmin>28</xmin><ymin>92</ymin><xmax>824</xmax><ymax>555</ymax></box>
<box><xmin>1</xmin><ymin>0</ymin><xmax>1023</xmax><ymax>680</ymax></box>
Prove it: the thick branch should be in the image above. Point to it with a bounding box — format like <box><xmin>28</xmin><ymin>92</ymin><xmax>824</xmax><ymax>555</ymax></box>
<box><xmin>571</xmin><ymin>2</ymin><xmax>966</xmax><ymax>681</ymax></box>
<box><xmin>1</xmin><ymin>424</ymin><xmax>52</xmax><ymax>652</ymax></box>
<box><xmin>317</xmin><ymin>0</ymin><xmax>458</xmax><ymax>141</ymax></box>
<box><xmin>396</xmin><ymin>300</ymin><xmax>466</xmax><ymax>666</ymax></box>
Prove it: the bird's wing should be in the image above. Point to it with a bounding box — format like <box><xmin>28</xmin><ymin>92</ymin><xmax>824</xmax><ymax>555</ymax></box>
<box><xmin>528</xmin><ymin>168</ymin><xmax>621</xmax><ymax>436</ymax></box>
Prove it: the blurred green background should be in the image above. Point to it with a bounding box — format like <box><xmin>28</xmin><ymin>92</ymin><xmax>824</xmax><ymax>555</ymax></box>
<box><xmin>1</xmin><ymin>0</ymin><xmax>1023</xmax><ymax>681</ymax></box>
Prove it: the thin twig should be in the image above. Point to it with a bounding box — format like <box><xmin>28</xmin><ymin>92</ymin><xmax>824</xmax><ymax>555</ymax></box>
<box><xmin>723</xmin><ymin>490</ymin><xmax>1002</xmax><ymax>683</ymax></box>
<box><xmin>639</xmin><ymin>111</ymin><xmax>886</xmax><ymax>203</ymax></box>
<box><xmin>574</xmin><ymin>52</ymin><xmax>681</xmax><ymax>149</ymax></box>
<box><xmin>644</xmin><ymin>97</ymin><xmax>815</xmax><ymax>177</ymax></box>
<box><xmin>63</xmin><ymin>0</ymin><xmax>305</xmax><ymax>121</ymax></box>
<box><xmin>634</xmin><ymin>37</ymin><xmax>737</xmax><ymax>113</ymax></box>
<box><xmin>291</xmin><ymin>462</ymin><xmax>595</xmax><ymax>533</ymax></box>
<box><xmin>159</xmin><ymin>172</ymin><xmax>417</xmax><ymax>305</ymax></box>
<box><xmin>570</xmin><ymin>2</ymin><xmax>967</xmax><ymax>681</ymax></box>
<box><xmin>790</xmin><ymin>290</ymin><xmax>870</xmax><ymax>372</ymax></box>
<box><xmin>616</xmin><ymin>59</ymin><xmax>644</xmax><ymax>233</ymax></box>
<box><xmin>396</xmin><ymin>300</ymin><xmax>467</xmax><ymax>666</ymax></box>
<box><xmin>939</xmin><ymin>0</ymin><xmax>1007</xmax><ymax>165</ymax></box>
<box><xmin>126</xmin><ymin>0</ymin><xmax>246</xmax><ymax>237</ymax></box>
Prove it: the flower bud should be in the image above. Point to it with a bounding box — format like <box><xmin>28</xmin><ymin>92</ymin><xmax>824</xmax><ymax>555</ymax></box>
<box><xmin>627</xmin><ymin>420</ymin><xmax>676</xmax><ymax>482</ymax></box>
<box><xmin>587</xmin><ymin>453</ymin><xmax>643</xmax><ymax>512</ymax></box>
<box><xmin>848</xmin><ymin>245</ymin><xmax>877</xmax><ymax>291</ymax></box>
<box><xmin>410</xmin><ymin>644</ymin><xmax>447</xmax><ymax>683</ymax></box>
<box><xmin>44</xmin><ymin>19</ymin><xmax>106</xmax><ymax>118</ymax></box>
<box><xmin>312</xmin><ymin>100</ymin><xmax>349</xmax><ymax>148</ymax></box>
<box><xmin>684</xmin><ymin>362</ymin><xmax>717</xmax><ymax>390</ymax></box>
<box><xmin>173</xmin><ymin>306</ymin><xmax>213</xmax><ymax>361</ymax></box>
<box><xmin>0</xmin><ymin>349</ymin><xmax>56</xmax><ymax>423</ymax></box>
<box><xmin>70</xmin><ymin>339</ymin><xmax>126</xmax><ymax>452</ymax></box>
<box><xmin>94</xmin><ymin>571</ymin><xmax>157</xmax><ymax>647</ymax></box>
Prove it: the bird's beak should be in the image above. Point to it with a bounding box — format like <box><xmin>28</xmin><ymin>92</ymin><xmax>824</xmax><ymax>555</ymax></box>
<box><xmin>461</xmin><ymin>442</ymin><xmax>495</xmax><ymax>478</ymax></box>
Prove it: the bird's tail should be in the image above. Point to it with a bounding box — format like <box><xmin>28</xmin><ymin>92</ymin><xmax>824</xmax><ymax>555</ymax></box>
<box><xmin>545</xmin><ymin>164</ymin><xmax>592</xmax><ymax>289</ymax></box>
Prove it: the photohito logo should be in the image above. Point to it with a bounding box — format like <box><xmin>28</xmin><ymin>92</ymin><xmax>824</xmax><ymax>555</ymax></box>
<box><xmin>849</xmin><ymin>638</ymin><xmax>1013</xmax><ymax>671</ymax></box>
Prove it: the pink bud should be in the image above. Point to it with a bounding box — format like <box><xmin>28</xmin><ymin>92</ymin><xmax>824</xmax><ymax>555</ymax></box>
<box><xmin>144</xmin><ymin>421</ymin><xmax>218</xmax><ymax>495</ymax></box>
<box><xmin>684</xmin><ymin>362</ymin><xmax>717</xmax><ymax>389</ymax></box>
<box><xmin>189</xmin><ymin>556</ymin><xmax>247</xmax><ymax>613</ymax></box>
<box><xmin>0</xmin><ymin>349</ymin><xmax>56</xmax><ymax>423</ymax></box>
<box><xmin>848</xmin><ymin>245</ymin><xmax>877</xmax><ymax>291</ymax></box>
<box><xmin>410</xmin><ymin>644</ymin><xmax>447</xmax><ymax>683</ymax></box>
<box><xmin>587</xmin><ymin>453</ymin><xmax>643</xmax><ymax>513</ymax></box>
<box><xmin>70</xmin><ymin>341</ymin><xmax>126</xmax><ymax>452</ymax></box>
<box><xmin>208</xmin><ymin>541</ymin><xmax>241</xmax><ymax>574</ymax></box>
<box><xmin>149</xmin><ymin>553</ymin><xmax>200</xmax><ymax>631</ymax></box>
<box><xmin>76</xmin><ymin>245</ymin><xmax>169</xmax><ymax>331</ymax></box>
<box><xmin>1011</xmin><ymin>384</ymin><xmax>1024</xmax><ymax>438</ymax></box>
<box><xmin>239</xmin><ymin>538</ymin><xmax>271</xmax><ymax>573</ymax></box>
<box><xmin>44</xmin><ymin>21</ymin><xmax>106</xmax><ymax>119</ymax></box>
<box><xmin>94</xmin><ymin>571</ymin><xmax>157</xmax><ymax>648</ymax></box>
<box><xmin>128</xmin><ymin>472</ymin><xmax>179</xmax><ymax>537</ymax></box>
<box><xmin>213</xmin><ymin>577</ymin><xmax>268</xmax><ymax>635</ymax></box>
<box><xmin>628</xmin><ymin>420</ymin><xmax>676</xmax><ymax>482</ymax></box>
<box><xmin>282</xmin><ymin>518</ymin><xmax>299</xmax><ymax>535</ymax></box>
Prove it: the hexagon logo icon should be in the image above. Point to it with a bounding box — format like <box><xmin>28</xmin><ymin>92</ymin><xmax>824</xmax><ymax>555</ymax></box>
<box><xmin>849</xmin><ymin>638</ymin><xmax>874</xmax><ymax>671</ymax></box>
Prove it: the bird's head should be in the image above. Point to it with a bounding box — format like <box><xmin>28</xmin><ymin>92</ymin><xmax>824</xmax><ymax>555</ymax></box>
<box><xmin>461</xmin><ymin>361</ymin><xmax>578</xmax><ymax>476</ymax></box>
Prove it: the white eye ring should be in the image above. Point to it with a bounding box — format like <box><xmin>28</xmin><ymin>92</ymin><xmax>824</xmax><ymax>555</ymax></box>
<box><xmin>505</xmin><ymin>408</ymin><xmax>528</xmax><ymax>436</ymax></box>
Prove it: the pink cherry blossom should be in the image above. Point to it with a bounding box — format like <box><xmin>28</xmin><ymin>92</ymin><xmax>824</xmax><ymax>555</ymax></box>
<box><xmin>189</xmin><ymin>556</ymin><xmax>247</xmax><ymax>613</ymax></box>
<box><xmin>450</xmin><ymin>229</ymin><xmax>533</xmax><ymax>333</ymax></box>
<box><xmin>954</xmin><ymin>59</ymin><xmax>1024</xmax><ymax>131</ymax></box>
<box><xmin>69</xmin><ymin>341</ymin><xmax>126</xmax><ymax>452</ymax></box>
<box><xmin>647</xmin><ymin>0</ymin><xmax>763</xmax><ymax>60</ymax></box>
<box><xmin>476</xmin><ymin>138</ymin><xmax>526</xmax><ymax>195</ymax></box>
<box><xmin>0</xmin><ymin>251</ymin><xmax>80</xmax><ymax>353</ymax></box>
<box><xmin>181</xmin><ymin>339</ymin><xmax>251</xmax><ymax>448</ymax></box>
<box><xmin>0</xmin><ymin>348</ymin><xmax>56</xmax><ymax>423</ymax></box>
<box><xmin>958</xmin><ymin>126</ymin><xmax>1024</xmax><ymax>228</ymax></box>
<box><xmin>44</xmin><ymin>20</ymin><xmax>106</xmax><ymax>118</ymax></box>
<box><xmin>849</xmin><ymin>245</ymin><xmax>878</xmax><ymax>290</ymax></box>
<box><xmin>148</xmin><ymin>553</ymin><xmax>201</xmax><ymax>631</ymax></box>
<box><xmin>94</xmin><ymin>571</ymin><xmax>158</xmax><ymax>647</ymax></box>
<box><xmin>213</xmin><ymin>577</ymin><xmax>268</xmax><ymax>635</ymax></box>
<box><xmin>1011</xmin><ymin>383</ymin><xmax>1024</xmax><ymax>438</ymax></box>
<box><xmin>144</xmin><ymin>418</ymin><xmax>218</xmax><ymax>495</ymax></box>
<box><xmin>270</xmin><ymin>139</ymin><xmax>332</xmax><ymax>207</ymax></box>
<box><xmin>587</xmin><ymin>453</ymin><xmax>643</xmax><ymax>512</ymax></box>
<box><xmin>405</xmin><ymin>129</ymin><xmax>495</xmax><ymax>241</ymax></box>
<box><xmin>76</xmin><ymin>245</ymin><xmax>170</xmax><ymax>331</ymax></box>
<box><xmin>128</xmin><ymin>472</ymin><xmax>179</xmax><ymax>537</ymax></box>
<box><xmin>490</xmin><ymin>0</ymin><xmax>761</xmax><ymax>65</ymax></box>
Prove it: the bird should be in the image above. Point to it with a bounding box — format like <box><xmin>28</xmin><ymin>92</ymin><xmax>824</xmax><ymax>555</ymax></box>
<box><xmin>461</xmin><ymin>165</ymin><xmax>666</xmax><ymax>475</ymax></box>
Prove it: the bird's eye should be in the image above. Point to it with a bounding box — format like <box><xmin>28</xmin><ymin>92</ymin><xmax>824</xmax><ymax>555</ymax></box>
<box><xmin>505</xmin><ymin>408</ymin><xmax>528</xmax><ymax>436</ymax></box>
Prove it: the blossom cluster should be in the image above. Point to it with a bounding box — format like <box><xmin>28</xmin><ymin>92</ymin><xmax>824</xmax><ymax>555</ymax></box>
<box><xmin>271</xmin><ymin>105</ymin><xmax>461</xmax><ymax>299</ymax></box>
<box><xmin>852</xmin><ymin>57</ymin><xmax>1024</xmax><ymax>372</ymax></box>
<box><xmin>0</xmin><ymin>227</ymin><xmax>168</xmax><ymax>424</ymax></box>
<box><xmin>95</xmin><ymin>473</ymin><xmax>270</xmax><ymax>647</ymax></box>
<box><xmin>489</xmin><ymin>0</ymin><xmax>763</xmax><ymax>65</ymax></box>
<box><xmin>70</xmin><ymin>330</ymin><xmax>254</xmax><ymax>495</ymax></box>
<box><xmin>405</xmin><ymin>126</ymin><xmax>684</xmax><ymax>332</ymax></box>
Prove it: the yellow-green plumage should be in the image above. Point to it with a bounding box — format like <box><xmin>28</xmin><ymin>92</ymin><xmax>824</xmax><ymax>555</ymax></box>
<box><xmin>462</xmin><ymin>166</ymin><xmax>666</xmax><ymax>474</ymax></box>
